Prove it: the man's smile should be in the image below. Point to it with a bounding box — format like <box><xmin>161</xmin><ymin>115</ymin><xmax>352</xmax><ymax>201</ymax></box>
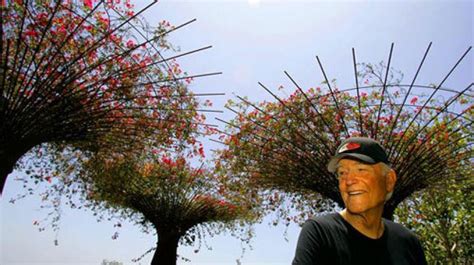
<box><xmin>348</xmin><ymin>191</ymin><xmax>365</xmax><ymax>196</ymax></box>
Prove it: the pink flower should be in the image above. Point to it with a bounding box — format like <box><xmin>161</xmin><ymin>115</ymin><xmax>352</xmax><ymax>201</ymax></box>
<box><xmin>126</xmin><ymin>39</ymin><xmax>135</xmax><ymax>49</ymax></box>
<box><xmin>410</xmin><ymin>97</ymin><xmax>418</xmax><ymax>105</ymax></box>
<box><xmin>204</xmin><ymin>99</ymin><xmax>213</xmax><ymax>107</ymax></box>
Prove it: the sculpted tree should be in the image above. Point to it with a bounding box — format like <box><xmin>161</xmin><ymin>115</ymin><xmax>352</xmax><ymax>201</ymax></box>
<box><xmin>0</xmin><ymin>0</ymin><xmax>217</xmax><ymax>193</ymax></box>
<box><xmin>39</xmin><ymin>143</ymin><xmax>255</xmax><ymax>265</ymax></box>
<box><xmin>217</xmin><ymin>44</ymin><xmax>473</xmax><ymax>222</ymax></box>
<box><xmin>4</xmin><ymin>4</ymin><xmax>247</xmax><ymax>263</ymax></box>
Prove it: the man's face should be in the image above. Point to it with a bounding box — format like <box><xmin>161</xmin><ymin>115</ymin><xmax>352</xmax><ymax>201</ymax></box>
<box><xmin>337</xmin><ymin>159</ymin><xmax>394</xmax><ymax>217</ymax></box>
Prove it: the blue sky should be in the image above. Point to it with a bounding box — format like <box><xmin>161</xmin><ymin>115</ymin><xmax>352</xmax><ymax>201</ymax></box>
<box><xmin>1</xmin><ymin>0</ymin><xmax>472</xmax><ymax>264</ymax></box>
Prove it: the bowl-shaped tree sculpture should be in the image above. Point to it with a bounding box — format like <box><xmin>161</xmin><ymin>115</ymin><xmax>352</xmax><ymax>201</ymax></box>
<box><xmin>218</xmin><ymin>44</ymin><xmax>473</xmax><ymax>221</ymax></box>
<box><xmin>58</xmin><ymin>147</ymin><xmax>255</xmax><ymax>265</ymax></box>
<box><xmin>0</xmin><ymin>0</ymin><xmax>218</xmax><ymax>193</ymax></box>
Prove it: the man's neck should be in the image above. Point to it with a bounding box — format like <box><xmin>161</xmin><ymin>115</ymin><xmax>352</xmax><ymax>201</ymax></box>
<box><xmin>339</xmin><ymin>209</ymin><xmax>384</xmax><ymax>239</ymax></box>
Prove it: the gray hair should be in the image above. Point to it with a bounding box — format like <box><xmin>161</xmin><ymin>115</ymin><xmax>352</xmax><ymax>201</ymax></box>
<box><xmin>379</xmin><ymin>162</ymin><xmax>393</xmax><ymax>201</ymax></box>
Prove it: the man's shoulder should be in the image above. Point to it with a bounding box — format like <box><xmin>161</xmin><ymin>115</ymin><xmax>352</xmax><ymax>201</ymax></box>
<box><xmin>383</xmin><ymin>218</ymin><xmax>419</xmax><ymax>240</ymax></box>
<box><xmin>383</xmin><ymin>219</ymin><xmax>427</xmax><ymax>264</ymax></box>
<box><xmin>299</xmin><ymin>213</ymin><xmax>349</xmax><ymax>247</ymax></box>
<box><xmin>309</xmin><ymin>212</ymin><xmax>340</xmax><ymax>222</ymax></box>
<box><xmin>305</xmin><ymin>213</ymin><xmax>345</xmax><ymax>230</ymax></box>
<box><xmin>293</xmin><ymin>214</ymin><xmax>346</xmax><ymax>264</ymax></box>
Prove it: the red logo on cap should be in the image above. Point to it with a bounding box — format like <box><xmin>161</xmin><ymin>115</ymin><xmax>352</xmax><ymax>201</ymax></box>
<box><xmin>346</xmin><ymin>142</ymin><xmax>360</xmax><ymax>150</ymax></box>
<box><xmin>339</xmin><ymin>142</ymin><xmax>361</xmax><ymax>153</ymax></box>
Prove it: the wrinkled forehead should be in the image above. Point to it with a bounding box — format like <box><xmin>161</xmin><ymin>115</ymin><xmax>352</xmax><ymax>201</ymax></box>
<box><xmin>336</xmin><ymin>157</ymin><xmax>375</xmax><ymax>169</ymax></box>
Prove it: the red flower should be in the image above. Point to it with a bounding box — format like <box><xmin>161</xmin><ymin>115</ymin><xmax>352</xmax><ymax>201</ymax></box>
<box><xmin>161</xmin><ymin>156</ymin><xmax>172</xmax><ymax>165</ymax></box>
<box><xmin>24</xmin><ymin>29</ymin><xmax>38</xmax><ymax>37</ymax></box>
<box><xmin>83</xmin><ymin>0</ymin><xmax>93</xmax><ymax>9</ymax></box>
<box><xmin>410</xmin><ymin>97</ymin><xmax>418</xmax><ymax>105</ymax></box>
<box><xmin>198</xmin><ymin>146</ymin><xmax>205</xmax><ymax>157</ymax></box>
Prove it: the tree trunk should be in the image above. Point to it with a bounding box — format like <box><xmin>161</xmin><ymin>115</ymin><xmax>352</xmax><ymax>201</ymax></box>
<box><xmin>0</xmin><ymin>141</ymin><xmax>36</xmax><ymax>194</ymax></box>
<box><xmin>0</xmin><ymin>149</ymin><xmax>24</xmax><ymax>195</ymax></box>
<box><xmin>151</xmin><ymin>232</ymin><xmax>180</xmax><ymax>265</ymax></box>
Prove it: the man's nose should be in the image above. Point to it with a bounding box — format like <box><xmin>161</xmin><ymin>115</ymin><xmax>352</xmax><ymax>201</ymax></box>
<box><xmin>344</xmin><ymin>171</ymin><xmax>358</xmax><ymax>185</ymax></box>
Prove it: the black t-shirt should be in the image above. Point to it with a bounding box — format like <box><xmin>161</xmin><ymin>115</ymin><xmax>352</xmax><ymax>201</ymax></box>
<box><xmin>292</xmin><ymin>213</ymin><xmax>427</xmax><ymax>265</ymax></box>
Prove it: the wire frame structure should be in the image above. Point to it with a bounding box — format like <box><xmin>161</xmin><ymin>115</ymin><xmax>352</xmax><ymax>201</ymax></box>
<box><xmin>219</xmin><ymin>43</ymin><xmax>473</xmax><ymax>220</ymax></box>
<box><xmin>0</xmin><ymin>0</ymin><xmax>221</xmax><ymax>193</ymax></box>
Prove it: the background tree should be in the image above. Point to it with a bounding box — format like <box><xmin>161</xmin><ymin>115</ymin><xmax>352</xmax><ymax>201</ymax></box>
<box><xmin>42</xmin><ymin>142</ymin><xmax>256</xmax><ymax>265</ymax></box>
<box><xmin>216</xmin><ymin>46</ymin><xmax>473</xmax><ymax>223</ymax></box>
<box><xmin>395</xmin><ymin>165</ymin><xmax>473</xmax><ymax>264</ymax></box>
<box><xmin>0</xmin><ymin>0</ymin><xmax>217</xmax><ymax>193</ymax></box>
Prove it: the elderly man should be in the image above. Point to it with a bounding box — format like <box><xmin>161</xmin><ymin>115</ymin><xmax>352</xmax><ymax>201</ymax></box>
<box><xmin>292</xmin><ymin>137</ymin><xmax>427</xmax><ymax>265</ymax></box>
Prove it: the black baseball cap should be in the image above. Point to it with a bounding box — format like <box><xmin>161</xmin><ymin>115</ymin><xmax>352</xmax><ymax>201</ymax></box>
<box><xmin>327</xmin><ymin>137</ymin><xmax>390</xmax><ymax>173</ymax></box>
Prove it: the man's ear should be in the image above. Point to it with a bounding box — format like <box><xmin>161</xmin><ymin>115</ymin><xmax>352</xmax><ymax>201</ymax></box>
<box><xmin>386</xmin><ymin>169</ymin><xmax>397</xmax><ymax>192</ymax></box>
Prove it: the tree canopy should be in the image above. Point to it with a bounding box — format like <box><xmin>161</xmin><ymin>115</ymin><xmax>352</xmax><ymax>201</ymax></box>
<box><xmin>217</xmin><ymin>57</ymin><xmax>473</xmax><ymax>222</ymax></box>
<box><xmin>0</xmin><ymin>0</ymin><xmax>216</xmax><ymax>193</ymax></box>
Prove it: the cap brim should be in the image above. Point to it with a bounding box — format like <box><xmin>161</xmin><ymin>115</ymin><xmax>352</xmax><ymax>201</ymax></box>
<box><xmin>327</xmin><ymin>153</ymin><xmax>377</xmax><ymax>173</ymax></box>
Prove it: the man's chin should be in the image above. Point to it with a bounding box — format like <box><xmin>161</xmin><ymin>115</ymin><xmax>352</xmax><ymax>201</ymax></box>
<box><xmin>345</xmin><ymin>207</ymin><xmax>366</xmax><ymax>215</ymax></box>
